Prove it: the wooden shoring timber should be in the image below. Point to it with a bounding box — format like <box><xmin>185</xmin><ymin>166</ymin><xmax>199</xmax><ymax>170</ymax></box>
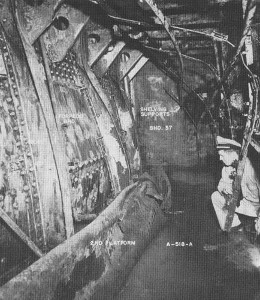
<box><xmin>0</xmin><ymin>208</ymin><xmax>43</xmax><ymax>258</ymax></box>
<box><xmin>15</xmin><ymin>14</ymin><xmax>74</xmax><ymax>240</ymax></box>
<box><xmin>119</xmin><ymin>49</ymin><xmax>144</xmax><ymax>80</ymax></box>
<box><xmin>15</xmin><ymin>0</ymin><xmax>63</xmax><ymax>45</ymax></box>
<box><xmin>93</xmin><ymin>41</ymin><xmax>126</xmax><ymax>77</ymax></box>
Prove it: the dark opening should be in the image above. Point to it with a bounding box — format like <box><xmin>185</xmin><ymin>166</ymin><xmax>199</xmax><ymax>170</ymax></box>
<box><xmin>53</xmin><ymin>16</ymin><xmax>70</xmax><ymax>31</ymax></box>
<box><xmin>121</xmin><ymin>52</ymin><xmax>130</xmax><ymax>62</ymax></box>
<box><xmin>88</xmin><ymin>34</ymin><xmax>101</xmax><ymax>44</ymax></box>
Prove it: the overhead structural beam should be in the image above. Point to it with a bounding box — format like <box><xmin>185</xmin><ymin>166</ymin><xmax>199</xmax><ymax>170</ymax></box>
<box><xmin>93</xmin><ymin>41</ymin><xmax>126</xmax><ymax>77</ymax></box>
<box><xmin>138</xmin><ymin>0</ymin><xmax>249</xmax><ymax>10</ymax></box>
<box><xmin>128</xmin><ymin>56</ymin><xmax>149</xmax><ymax>81</ymax></box>
<box><xmin>119</xmin><ymin>49</ymin><xmax>144</xmax><ymax>80</ymax></box>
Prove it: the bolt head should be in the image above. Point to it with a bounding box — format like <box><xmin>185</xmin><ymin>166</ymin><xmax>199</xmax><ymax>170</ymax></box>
<box><xmin>23</xmin><ymin>185</ymin><xmax>29</xmax><ymax>192</ymax></box>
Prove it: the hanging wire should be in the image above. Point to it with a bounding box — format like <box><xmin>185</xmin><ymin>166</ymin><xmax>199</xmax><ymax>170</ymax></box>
<box><xmin>163</xmin><ymin>88</ymin><xmax>198</xmax><ymax>130</ymax></box>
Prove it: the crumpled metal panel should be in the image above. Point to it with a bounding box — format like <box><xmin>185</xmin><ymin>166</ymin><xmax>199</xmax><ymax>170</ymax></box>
<box><xmin>43</xmin><ymin>3</ymin><xmax>90</xmax><ymax>62</ymax></box>
<box><xmin>81</xmin><ymin>65</ymin><xmax>131</xmax><ymax>193</ymax></box>
<box><xmin>15</xmin><ymin>0</ymin><xmax>63</xmax><ymax>44</ymax></box>
<box><xmin>99</xmin><ymin>76</ymin><xmax>141</xmax><ymax>174</ymax></box>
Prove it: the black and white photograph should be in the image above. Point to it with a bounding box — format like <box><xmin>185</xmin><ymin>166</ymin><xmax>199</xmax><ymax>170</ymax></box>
<box><xmin>1</xmin><ymin>0</ymin><xmax>260</xmax><ymax>299</ymax></box>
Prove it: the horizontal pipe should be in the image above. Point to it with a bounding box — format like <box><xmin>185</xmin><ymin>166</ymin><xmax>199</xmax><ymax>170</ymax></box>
<box><xmin>0</xmin><ymin>180</ymin><xmax>167</xmax><ymax>300</ymax></box>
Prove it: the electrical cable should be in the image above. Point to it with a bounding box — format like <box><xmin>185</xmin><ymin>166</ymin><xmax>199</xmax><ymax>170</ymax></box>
<box><xmin>143</xmin><ymin>0</ymin><xmax>184</xmax><ymax>104</ymax></box>
<box><xmin>107</xmin><ymin>14</ymin><xmax>235</xmax><ymax>48</ymax></box>
<box><xmin>142</xmin><ymin>44</ymin><xmax>220</xmax><ymax>81</ymax></box>
<box><xmin>163</xmin><ymin>88</ymin><xmax>198</xmax><ymax>131</ymax></box>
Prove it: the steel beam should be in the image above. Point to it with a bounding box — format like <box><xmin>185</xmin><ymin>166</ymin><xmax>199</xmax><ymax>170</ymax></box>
<box><xmin>43</xmin><ymin>4</ymin><xmax>90</xmax><ymax>62</ymax></box>
<box><xmin>15</xmin><ymin>0</ymin><xmax>63</xmax><ymax>44</ymax></box>
<box><xmin>0</xmin><ymin>53</ymin><xmax>6</xmax><ymax>76</ymax></box>
<box><xmin>128</xmin><ymin>56</ymin><xmax>149</xmax><ymax>81</ymax></box>
<box><xmin>15</xmin><ymin>12</ymin><xmax>75</xmax><ymax>240</ymax></box>
<box><xmin>93</xmin><ymin>41</ymin><xmax>126</xmax><ymax>77</ymax></box>
<box><xmin>119</xmin><ymin>49</ymin><xmax>143</xmax><ymax>81</ymax></box>
<box><xmin>87</xmin><ymin>26</ymin><xmax>112</xmax><ymax>67</ymax></box>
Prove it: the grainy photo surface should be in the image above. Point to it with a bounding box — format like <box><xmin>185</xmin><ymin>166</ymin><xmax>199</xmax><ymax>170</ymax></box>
<box><xmin>1</xmin><ymin>0</ymin><xmax>260</xmax><ymax>299</ymax></box>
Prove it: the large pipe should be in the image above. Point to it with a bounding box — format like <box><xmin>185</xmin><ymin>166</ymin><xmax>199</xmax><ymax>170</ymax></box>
<box><xmin>0</xmin><ymin>179</ymin><xmax>167</xmax><ymax>300</ymax></box>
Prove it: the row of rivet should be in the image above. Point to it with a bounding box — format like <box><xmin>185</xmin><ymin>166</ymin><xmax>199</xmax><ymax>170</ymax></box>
<box><xmin>68</xmin><ymin>154</ymin><xmax>104</xmax><ymax>171</ymax></box>
<box><xmin>49</xmin><ymin>52</ymin><xmax>77</xmax><ymax>85</ymax></box>
<box><xmin>70</xmin><ymin>158</ymin><xmax>104</xmax><ymax>187</ymax></box>
<box><xmin>64</xmin><ymin>52</ymin><xmax>111</xmax><ymax>196</ymax></box>
<box><xmin>0</xmin><ymin>31</ymin><xmax>44</xmax><ymax>245</ymax></box>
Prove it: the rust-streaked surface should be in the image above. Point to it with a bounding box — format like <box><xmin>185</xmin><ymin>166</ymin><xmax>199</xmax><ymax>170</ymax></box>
<box><xmin>15</xmin><ymin>0</ymin><xmax>63</xmax><ymax>44</ymax></box>
<box><xmin>0</xmin><ymin>27</ymin><xmax>68</xmax><ymax>249</ymax></box>
<box><xmin>43</xmin><ymin>4</ymin><xmax>90</xmax><ymax>62</ymax></box>
<box><xmin>47</xmin><ymin>51</ymin><xmax>113</xmax><ymax>221</ymax></box>
<box><xmin>81</xmin><ymin>65</ymin><xmax>131</xmax><ymax>193</ymax></box>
